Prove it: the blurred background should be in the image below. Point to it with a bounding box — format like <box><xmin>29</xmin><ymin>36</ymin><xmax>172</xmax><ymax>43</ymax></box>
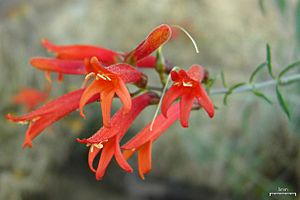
<box><xmin>0</xmin><ymin>0</ymin><xmax>300</xmax><ymax>199</ymax></box>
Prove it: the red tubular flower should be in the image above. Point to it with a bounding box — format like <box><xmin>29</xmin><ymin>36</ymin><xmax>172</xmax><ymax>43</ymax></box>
<box><xmin>122</xmin><ymin>103</ymin><xmax>180</xmax><ymax>179</ymax></box>
<box><xmin>30</xmin><ymin>57</ymin><xmax>145</xmax><ymax>84</ymax></box>
<box><xmin>6</xmin><ymin>89</ymin><xmax>99</xmax><ymax>148</ymax></box>
<box><xmin>79</xmin><ymin>57</ymin><xmax>144</xmax><ymax>127</ymax></box>
<box><xmin>41</xmin><ymin>39</ymin><xmax>121</xmax><ymax>66</ymax></box>
<box><xmin>12</xmin><ymin>88</ymin><xmax>48</xmax><ymax>111</ymax></box>
<box><xmin>77</xmin><ymin>92</ymin><xmax>158</xmax><ymax>180</ymax></box>
<box><xmin>161</xmin><ymin>65</ymin><xmax>214</xmax><ymax>128</ymax></box>
<box><xmin>125</xmin><ymin>24</ymin><xmax>172</xmax><ymax>65</ymax></box>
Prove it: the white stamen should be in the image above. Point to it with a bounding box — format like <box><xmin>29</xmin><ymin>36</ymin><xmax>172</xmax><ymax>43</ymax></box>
<box><xmin>97</xmin><ymin>74</ymin><xmax>107</xmax><ymax>80</ymax></box>
<box><xmin>85</xmin><ymin>72</ymin><xmax>96</xmax><ymax>80</ymax></box>
<box><xmin>94</xmin><ymin>143</ymin><xmax>104</xmax><ymax>149</ymax></box>
<box><xmin>183</xmin><ymin>82</ymin><xmax>193</xmax><ymax>87</ymax></box>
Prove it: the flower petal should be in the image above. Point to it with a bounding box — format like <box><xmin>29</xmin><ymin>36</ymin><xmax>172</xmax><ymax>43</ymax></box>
<box><xmin>196</xmin><ymin>86</ymin><xmax>214</xmax><ymax>118</ymax></box>
<box><xmin>123</xmin><ymin>149</ymin><xmax>135</xmax><ymax>160</ymax></box>
<box><xmin>88</xmin><ymin>145</ymin><xmax>101</xmax><ymax>173</ymax></box>
<box><xmin>22</xmin><ymin>114</ymin><xmax>55</xmax><ymax>148</ymax></box>
<box><xmin>138</xmin><ymin>141</ymin><xmax>152</xmax><ymax>180</ymax></box>
<box><xmin>100</xmin><ymin>90</ymin><xmax>115</xmax><ymax>128</ymax></box>
<box><xmin>107</xmin><ymin>63</ymin><xmax>143</xmax><ymax>84</ymax></box>
<box><xmin>30</xmin><ymin>57</ymin><xmax>86</xmax><ymax>75</ymax></box>
<box><xmin>114</xmin><ymin>135</ymin><xmax>133</xmax><ymax>173</ymax></box>
<box><xmin>125</xmin><ymin>24</ymin><xmax>172</xmax><ymax>63</ymax></box>
<box><xmin>179</xmin><ymin>93</ymin><xmax>195</xmax><ymax>128</ymax></box>
<box><xmin>161</xmin><ymin>86</ymin><xmax>183</xmax><ymax>117</ymax></box>
<box><xmin>95</xmin><ymin>139</ymin><xmax>115</xmax><ymax>180</ymax></box>
<box><xmin>115</xmin><ymin>80</ymin><xmax>131</xmax><ymax>114</ymax></box>
<box><xmin>42</xmin><ymin>39</ymin><xmax>121</xmax><ymax>65</ymax></box>
<box><xmin>186</xmin><ymin>64</ymin><xmax>205</xmax><ymax>82</ymax></box>
<box><xmin>79</xmin><ymin>81</ymin><xmax>102</xmax><ymax>119</ymax></box>
<box><xmin>84</xmin><ymin>58</ymin><xmax>99</xmax><ymax>73</ymax></box>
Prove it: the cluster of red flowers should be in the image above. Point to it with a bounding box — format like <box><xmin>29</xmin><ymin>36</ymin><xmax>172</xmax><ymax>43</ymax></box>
<box><xmin>7</xmin><ymin>24</ymin><xmax>214</xmax><ymax>180</ymax></box>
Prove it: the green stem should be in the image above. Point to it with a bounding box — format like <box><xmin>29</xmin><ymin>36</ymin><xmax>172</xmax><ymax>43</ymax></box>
<box><xmin>210</xmin><ymin>74</ymin><xmax>300</xmax><ymax>95</ymax></box>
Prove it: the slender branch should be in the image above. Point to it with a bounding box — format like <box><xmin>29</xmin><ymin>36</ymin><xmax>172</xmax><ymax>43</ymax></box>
<box><xmin>145</xmin><ymin>74</ymin><xmax>300</xmax><ymax>96</ymax></box>
<box><xmin>210</xmin><ymin>74</ymin><xmax>300</xmax><ymax>95</ymax></box>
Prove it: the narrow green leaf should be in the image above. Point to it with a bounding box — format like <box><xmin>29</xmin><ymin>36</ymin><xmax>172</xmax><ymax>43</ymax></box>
<box><xmin>266</xmin><ymin>44</ymin><xmax>275</xmax><ymax>78</ymax></box>
<box><xmin>276</xmin><ymin>85</ymin><xmax>290</xmax><ymax>119</ymax></box>
<box><xmin>278</xmin><ymin>60</ymin><xmax>300</xmax><ymax>78</ymax></box>
<box><xmin>221</xmin><ymin>71</ymin><xmax>227</xmax><ymax>88</ymax></box>
<box><xmin>249</xmin><ymin>62</ymin><xmax>267</xmax><ymax>83</ymax></box>
<box><xmin>223</xmin><ymin>93</ymin><xmax>229</xmax><ymax>105</ymax></box>
<box><xmin>252</xmin><ymin>90</ymin><xmax>272</xmax><ymax>104</ymax></box>
<box><xmin>296</xmin><ymin>1</ymin><xmax>300</xmax><ymax>47</ymax></box>
<box><xmin>222</xmin><ymin>82</ymin><xmax>246</xmax><ymax>105</ymax></box>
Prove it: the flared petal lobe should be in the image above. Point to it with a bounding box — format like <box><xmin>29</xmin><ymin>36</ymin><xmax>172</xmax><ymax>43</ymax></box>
<box><xmin>161</xmin><ymin>86</ymin><xmax>183</xmax><ymax>117</ymax></box>
<box><xmin>79</xmin><ymin>81</ymin><xmax>102</xmax><ymax>119</ymax></box>
<box><xmin>196</xmin><ymin>86</ymin><xmax>215</xmax><ymax>118</ymax></box>
<box><xmin>180</xmin><ymin>94</ymin><xmax>195</xmax><ymax>127</ymax></box>
<box><xmin>138</xmin><ymin>141</ymin><xmax>152</xmax><ymax>180</ymax></box>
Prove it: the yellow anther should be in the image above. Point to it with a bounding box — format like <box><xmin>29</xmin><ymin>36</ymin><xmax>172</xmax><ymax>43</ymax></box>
<box><xmin>94</xmin><ymin>143</ymin><xmax>104</xmax><ymax>149</ymax></box>
<box><xmin>89</xmin><ymin>142</ymin><xmax>104</xmax><ymax>153</ymax></box>
<box><xmin>105</xmin><ymin>75</ymin><xmax>112</xmax><ymax>81</ymax></box>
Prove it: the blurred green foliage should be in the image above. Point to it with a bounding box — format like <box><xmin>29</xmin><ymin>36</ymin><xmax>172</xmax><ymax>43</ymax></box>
<box><xmin>0</xmin><ymin>0</ymin><xmax>299</xmax><ymax>200</ymax></box>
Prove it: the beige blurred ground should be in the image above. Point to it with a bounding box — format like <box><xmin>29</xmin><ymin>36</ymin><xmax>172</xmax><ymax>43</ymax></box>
<box><xmin>0</xmin><ymin>0</ymin><xmax>299</xmax><ymax>199</ymax></box>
